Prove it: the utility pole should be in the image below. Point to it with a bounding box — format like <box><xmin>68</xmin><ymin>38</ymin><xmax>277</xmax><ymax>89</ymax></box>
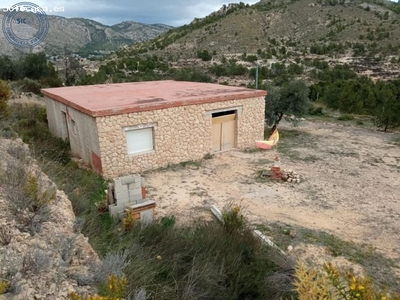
<box><xmin>255</xmin><ymin>62</ymin><xmax>259</xmax><ymax>89</ymax></box>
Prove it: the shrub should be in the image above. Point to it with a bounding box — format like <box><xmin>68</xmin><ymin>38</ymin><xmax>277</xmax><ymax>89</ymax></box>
<box><xmin>22</xmin><ymin>249</ymin><xmax>52</xmax><ymax>274</ymax></box>
<box><xmin>12</xmin><ymin>78</ymin><xmax>42</xmax><ymax>94</ymax></box>
<box><xmin>0</xmin><ymin>80</ymin><xmax>11</xmax><ymax>117</ymax></box>
<box><xmin>196</xmin><ymin>49</ymin><xmax>212</xmax><ymax>61</ymax></box>
<box><xmin>23</xmin><ymin>173</ymin><xmax>56</xmax><ymax>212</ymax></box>
<box><xmin>0</xmin><ymin>280</ymin><xmax>10</xmax><ymax>294</ymax></box>
<box><xmin>122</xmin><ymin>209</ymin><xmax>136</xmax><ymax>231</ymax></box>
<box><xmin>69</xmin><ymin>274</ymin><xmax>127</xmax><ymax>300</ymax></box>
<box><xmin>93</xmin><ymin>251</ymin><xmax>129</xmax><ymax>284</ymax></box>
<box><xmin>160</xmin><ymin>215</ymin><xmax>176</xmax><ymax>228</ymax></box>
<box><xmin>123</xmin><ymin>220</ymin><xmax>292</xmax><ymax>299</ymax></box>
<box><xmin>294</xmin><ymin>261</ymin><xmax>400</xmax><ymax>299</ymax></box>
<box><xmin>309</xmin><ymin>106</ymin><xmax>325</xmax><ymax>116</ymax></box>
<box><xmin>338</xmin><ymin>114</ymin><xmax>355</xmax><ymax>121</ymax></box>
<box><xmin>222</xmin><ymin>205</ymin><xmax>245</xmax><ymax>234</ymax></box>
<box><xmin>0</xmin><ymin>226</ymin><xmax>13</xmax><ymax>245</ymax></box>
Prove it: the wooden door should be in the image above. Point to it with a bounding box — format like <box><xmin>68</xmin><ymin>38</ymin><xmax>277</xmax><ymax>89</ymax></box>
<box><xmin>212</xmin><ymin>114</ymin><xmax>236</xmax><ymax>152</ymax></box>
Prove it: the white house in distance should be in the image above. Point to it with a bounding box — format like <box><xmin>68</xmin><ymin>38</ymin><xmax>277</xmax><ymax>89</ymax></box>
<box><xmin>41</xmin><ymin>80</ymin><xmax>266</xmax><ymax>178</ymax></box>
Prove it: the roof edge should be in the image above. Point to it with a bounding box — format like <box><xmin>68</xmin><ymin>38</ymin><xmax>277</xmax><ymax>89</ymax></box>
<box><xmin>41</xmin><ymin>87</ymin><xmax>267</xmax><ymax>118</ymax></box>
<box><xmin>41</xmin><ymin>89</ymin><xmax>96</xmax><ymax>117</ymax></box>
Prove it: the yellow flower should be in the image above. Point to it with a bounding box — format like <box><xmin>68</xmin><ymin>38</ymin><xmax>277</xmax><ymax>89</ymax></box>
<box><xmin>381</xmin><ymin>297</ymin><xmax>387</xmax><ymax>300</ymax></box>
<box><xmin>358</xmin><ymin>285</ymin><xmax>365</xmax><ymax>291</ymax></box>
<box><xmin>350</xmin><ymin>283</ymin><xmax>356</xmax><ymax>290</ymax></box>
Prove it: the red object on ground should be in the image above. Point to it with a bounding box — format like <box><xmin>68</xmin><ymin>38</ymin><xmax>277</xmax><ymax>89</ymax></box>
<box><xmin>270</xmin><ymin>167</ymin><xmax>282</xmax><ymax>180</ymax></box>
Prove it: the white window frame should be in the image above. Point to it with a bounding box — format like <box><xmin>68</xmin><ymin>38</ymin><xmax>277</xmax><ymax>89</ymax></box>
<box><xmin>125</xmin><ymin>124</ymin><xmax>155</xmax><ymax>156</ymax></box>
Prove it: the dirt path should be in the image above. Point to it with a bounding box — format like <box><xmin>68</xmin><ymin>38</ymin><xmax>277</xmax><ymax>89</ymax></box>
<box><xmin>145</xmin><ymin>120</ymin><xmax>400</xmax><ymax>263</ymax></box>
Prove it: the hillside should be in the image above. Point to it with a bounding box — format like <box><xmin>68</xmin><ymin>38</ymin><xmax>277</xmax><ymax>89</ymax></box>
<box><xmin>0</xmin><ymin>13</ymin><xmax>173</xmax><ymax>57</ymax></box>
<box><xmin>101</xmin><ymin>0</ymin><xmax>400</xmax><ymax>83</ymax></box>
<box><xmin>145</xmin><ymin>0</ymin><xmax>400</xmax><ymax>57</ymax></box>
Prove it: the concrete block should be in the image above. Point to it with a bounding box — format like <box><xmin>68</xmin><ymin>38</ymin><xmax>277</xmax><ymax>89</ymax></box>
<box><xmin>121</xmin><ymin>175</ymin><xmax>140</xmax><ymax>185</ymax></box>
<box><xmin>128</xmin><ymin>181</ymin><xmax>141</xmax><ymax>190</ymax></box>
<box><xmin>109</xmin><ymin>204</ymin><xmax>124</xmax><ymax>217</ymax></box>
<box><xmin>124</xmin><ymin>201</ymin><xmax>138</xmax><ymax>208</ymax></box>
<box><xmin>115</xmin><ymin>190</ymin><xmax>129</xmax><ymax>200</ymax></box>
<box><xmin>140</xmin><ymin>210</ymin><xmax>153</xmax><ymax>223</ymax></box>
<box><xmin>129</xmin><ymin>187</ymin><xmax>141</xmax><ymax>195</ymax></box>
<box><xmin>114</xmin><ymin>179</ymin><xmax>128</xmax><ymax>193</ymax></box>
<box><xmin>132</xmin><ymin>200</ymin><xmax>156</xmax><ymax>209</ymax></box>
<box><xmin>118</xmin><ymin>211</ymin><xmax>127</xmax><ymax>220</ymax></box>
<box><xmin>117</xmin><ymin>198</ymin><xmax>129</xmax><ymax>207</ymax></box>
<box><xmin>129</xmin><ymin>193</ymin><xmax>142</xmax><ymax>202</ymax></box>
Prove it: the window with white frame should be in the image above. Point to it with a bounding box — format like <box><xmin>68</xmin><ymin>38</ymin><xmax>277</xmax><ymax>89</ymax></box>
<box><xmin>125</xmin><ymin>126</ymin><xmax>154</xmax><ymax>155</ymax></box>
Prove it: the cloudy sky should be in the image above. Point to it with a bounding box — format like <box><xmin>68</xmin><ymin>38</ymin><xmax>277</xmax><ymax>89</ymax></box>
<box><xmin>1</xmin><ymin>0</ymin><xmax>259</xmax><ymax>26</ymax></box>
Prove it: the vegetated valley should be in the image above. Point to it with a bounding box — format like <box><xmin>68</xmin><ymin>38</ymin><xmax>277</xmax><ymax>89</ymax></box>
<box><xmin>1</xmin><ymin>0</ymin><xmax>400</xmax><ymax>298</ymax></box>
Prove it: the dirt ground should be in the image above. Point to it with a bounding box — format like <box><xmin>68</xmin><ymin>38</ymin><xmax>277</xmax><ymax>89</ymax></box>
<box><xmin>145</xmin><ymin>119</ymin><xmax>400</xmax><ymax>277</ymax></box>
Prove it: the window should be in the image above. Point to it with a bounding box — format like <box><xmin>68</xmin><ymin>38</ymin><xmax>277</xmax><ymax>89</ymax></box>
<box><xmin>126</xmin><ymin>127</ymin><xmax>154</xmax><ymax>155</ymax></box>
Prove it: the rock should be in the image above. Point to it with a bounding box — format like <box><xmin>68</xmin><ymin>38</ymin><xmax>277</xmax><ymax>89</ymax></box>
<box><xmin>0</xmin><ymin>138</ymin><xmax>99</xmax><ymax>299</ymax></box>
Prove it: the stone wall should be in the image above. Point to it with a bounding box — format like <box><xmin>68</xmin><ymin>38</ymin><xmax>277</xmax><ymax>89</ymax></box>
<box><xmin>97</xmin><ymin>97</ymin><xmax>265</xmax><ymax>178</ymax></box>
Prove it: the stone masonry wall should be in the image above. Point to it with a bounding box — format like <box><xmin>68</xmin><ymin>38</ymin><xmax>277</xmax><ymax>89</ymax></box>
<box><xmin>97</xmin><ymin>97</ymin><xmax>265</xmax><ymax>178</ymax></box>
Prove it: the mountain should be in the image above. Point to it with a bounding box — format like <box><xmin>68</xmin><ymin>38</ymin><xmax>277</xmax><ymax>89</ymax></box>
<box><xmin>142</xmin><ymin>0</ymin><xmax>400</xmax><ymax>57</ymax></box>
<box><xmin>116</xmin><ymin>0</ymin><xmax>399</xmax><ymax>82</ymax></box>
<box><xmin>0</xmin><ymin>13</ymin><xmax>173</xmax><ymax>57</ymax></box>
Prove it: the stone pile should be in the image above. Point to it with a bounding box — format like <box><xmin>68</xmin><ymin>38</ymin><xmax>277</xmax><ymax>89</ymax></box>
<box><xmin>282</xmin><ymin>170</ymin><xmax>301</xmax><ymax>183</ymax></box>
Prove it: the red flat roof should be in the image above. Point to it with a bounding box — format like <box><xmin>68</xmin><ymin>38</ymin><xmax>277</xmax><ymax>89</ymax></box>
<box><xmin>41</xmin><ymin>80</ymin><xmax>266</xmax><ymax>117</ymax></box>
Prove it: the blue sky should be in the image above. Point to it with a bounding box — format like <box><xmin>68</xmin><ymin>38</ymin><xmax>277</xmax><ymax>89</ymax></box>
<box><xmin>1</xmin><ymin>1</ymin><xmax>259</xmax><ymax>26</ymax></box>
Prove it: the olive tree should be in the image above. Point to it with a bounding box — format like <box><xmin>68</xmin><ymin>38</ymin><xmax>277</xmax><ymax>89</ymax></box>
<box><xmin>265</xmin><ymin>80</ymin><xmax>310</xmax><ymax>131</ymax></box>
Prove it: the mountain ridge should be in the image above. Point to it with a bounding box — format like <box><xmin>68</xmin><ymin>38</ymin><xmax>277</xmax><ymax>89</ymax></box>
<box><xmin>0</xmin><ymin>12</ymin><xmax>173</xmax><ymax>57</ymax></box>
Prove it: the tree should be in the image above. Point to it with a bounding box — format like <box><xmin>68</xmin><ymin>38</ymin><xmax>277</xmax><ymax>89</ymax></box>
<box><xmin>265</xmin><ymin>80</ymin><xmax>310</xmax><ymax>131</ymax></box>
<box><xmin>197</xmin><ymin>50</ymin><xmax>212</xmax><ymax>61</ymax></box>
<box><xmin>0</xmin><ymin>55</ymin><xmax>19</xmax><ymax>81</ymax></box>
<box><xmin>0</xmin><ymin>80</ymin><xmax>11</xmax><ymax>118</ymax></box>
<box><xmin>21</xmin><ymin>52</ymin><xmax>50</xmax><ymax>80</ymax></box>
<box><xmin>20</xmin><ymin>53</ymin><xmax>62</xmax><ymax>87</ymax></box>
<box><xmin>375</xmin><ymin>82</ymin><xmax>400</xmax><ymax>131</ymax></box>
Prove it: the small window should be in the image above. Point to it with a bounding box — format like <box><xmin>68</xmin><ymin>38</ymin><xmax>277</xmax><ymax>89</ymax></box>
<box><xmin>126</xmin><ymin>127</ymin><xmax>154</xmax><ymax>155</ymax></box>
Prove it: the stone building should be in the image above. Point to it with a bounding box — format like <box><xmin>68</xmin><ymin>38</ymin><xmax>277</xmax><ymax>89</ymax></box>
<box><xmin>41</xmin><ymin>80</ymin><xmax>266</xmax><ymax>178</ymax></box>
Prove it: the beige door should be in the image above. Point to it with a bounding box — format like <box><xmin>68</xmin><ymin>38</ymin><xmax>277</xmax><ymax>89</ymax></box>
<box><xmin>212</xmin><ymin>114</ymin><xmax>236</xmax><ymax>152</ymax></box>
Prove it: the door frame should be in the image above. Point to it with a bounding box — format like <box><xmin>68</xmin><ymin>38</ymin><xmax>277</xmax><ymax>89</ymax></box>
<box><xmin>210</xmin><ymin>108</ymin><xmax>240</xmax><ymax>152</ymax></box>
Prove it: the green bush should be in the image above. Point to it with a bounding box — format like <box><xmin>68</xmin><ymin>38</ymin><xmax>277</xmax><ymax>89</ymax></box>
<box><xmin>197</xmin><ymin>49</ymin><xmax>212</xmax><ymax>61</ymax></box>
<box><xmin>123</xmin><ymin>220</ymin><xmax>293</xmax><ymax>300</ymax></box>
<box><xmin>0</xmin><ymin>80</ymin><xmax>11</xmax><ymax>117</ymax></box>
<box><xmin>12</xmin><ymin>78</ymin><xmax>42</xmax><ymax>94</ymax></box>
<box><xmin>338</xmin><ymin>114</ymin><xmax>355</xmax><ymax>121</ymax></box>
<box><xmin>223</xmin><ymin>206</ymin><xmax>245</xmax><ymax>234</ymax></box>
<box><xmin>309</xmin><ymin>106</ymin><xmax>325</xmax><ymax>116</ymax></box>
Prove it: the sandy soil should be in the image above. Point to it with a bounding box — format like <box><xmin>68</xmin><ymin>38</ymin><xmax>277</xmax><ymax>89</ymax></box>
<box><xmin>145</xmin><ymin>120</ymin><xmax>400</xmax><ymax>266</ymax></box>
